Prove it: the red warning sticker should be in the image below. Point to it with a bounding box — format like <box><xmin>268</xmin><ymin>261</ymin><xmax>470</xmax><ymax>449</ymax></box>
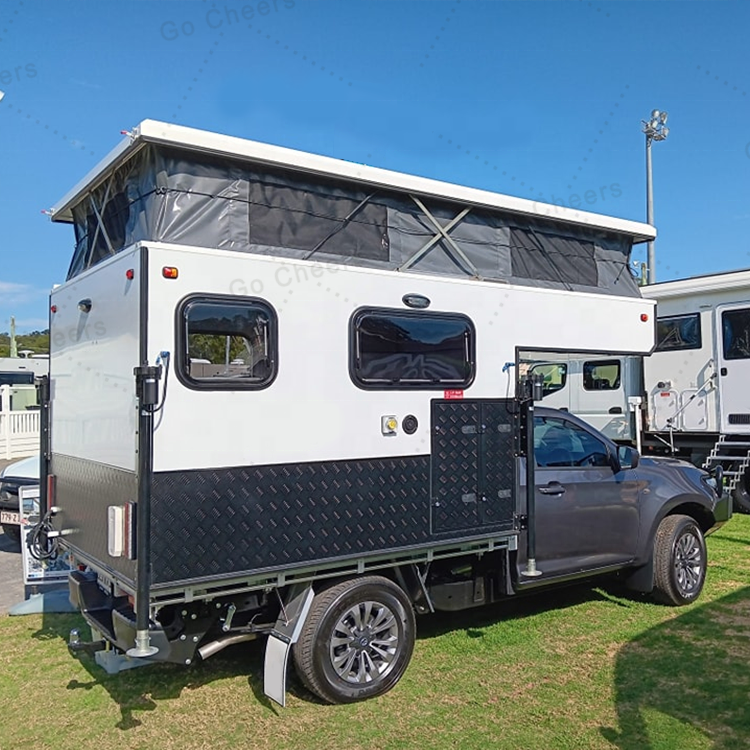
<box><xmin>444</xmin><ymin>389</ymin><xmax>464</xmax><ymax>400</ymax></box>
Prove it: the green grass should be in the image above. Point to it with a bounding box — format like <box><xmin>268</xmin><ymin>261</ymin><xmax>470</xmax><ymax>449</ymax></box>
<box><xmin>2</xmin><ymin>516</ymin><xmax>750</xmax><ymax>750</ymax></box>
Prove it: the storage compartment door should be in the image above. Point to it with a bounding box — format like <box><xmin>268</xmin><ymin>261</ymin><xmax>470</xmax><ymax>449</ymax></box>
<box><xmin>431</xmin><ymin>401</ymin><xmax>481</xmax><ymax>534</ymax></box>
<box><xmin>430</xmin><ymin>400</ymin><xmax>516</xmax><ymax>535</ymax></box>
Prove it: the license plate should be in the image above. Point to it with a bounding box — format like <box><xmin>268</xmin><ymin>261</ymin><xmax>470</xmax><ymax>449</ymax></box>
<box><xmin>0</xmin><ymin>511</ymin><xmax>20</xmax><ymax>526</ymax></box>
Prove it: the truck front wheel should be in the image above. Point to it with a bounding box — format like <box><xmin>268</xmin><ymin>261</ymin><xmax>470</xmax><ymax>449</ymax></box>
<box><xmin>292</xmin><ymin>576</ymin><xmax>416</xmax><ymax>704</ymax></box>
<box><xmin>652</xmin><ymin>514</ymin><xmax>706</xmax><ymax>606</ymax></box>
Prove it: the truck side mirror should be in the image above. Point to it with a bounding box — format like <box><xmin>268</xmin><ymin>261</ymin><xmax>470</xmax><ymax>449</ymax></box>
<box><xmin>617</xmin><ymin>445</ymin><xmax>640</xmax><ymax>470</ymax></box>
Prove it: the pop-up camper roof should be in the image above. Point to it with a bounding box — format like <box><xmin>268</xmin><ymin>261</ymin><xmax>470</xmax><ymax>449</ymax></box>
<box><xmin>51</xmin><ymin>120</ymin><xmax>655</xmax><ymax>296</ymax></box>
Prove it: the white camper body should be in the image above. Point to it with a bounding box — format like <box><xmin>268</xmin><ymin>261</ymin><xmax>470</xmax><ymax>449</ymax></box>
<box><xmin>44</xmin><ymin>120</ymin><xmax>657</xmax><ymax>705</ymax></box>
<box><xmin>640</xmin><ymin>270</ymin><xmax>750</xmax><ymax>508</ymax></box>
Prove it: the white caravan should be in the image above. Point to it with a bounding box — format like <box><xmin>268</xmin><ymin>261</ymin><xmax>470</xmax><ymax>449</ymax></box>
<box><xmin>40</xmin><ymin>120</ymin><xmax>658</xmax><ymax>705</ymax></box>
<box><xmin>641</xmin><ymin>269</ymin><xmax>750</xmax><ymax>509</ymax></box>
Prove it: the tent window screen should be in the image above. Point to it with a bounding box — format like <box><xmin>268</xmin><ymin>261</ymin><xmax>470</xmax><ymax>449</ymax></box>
<box><xmin>178</xmin><ymin>296</ymin><xmax>277</xmax><ymax>390</ymax></box>
<box><xmin>351</xmin><ymin>309</ymin><xmax>475</xmax><ymax>389</ymax></box>
<box><xmin>509</xmin><ymin>228</ymin><xmax>597</xmax><ymax>286</ymax></box>
<box><xmin>655</xmin><ymin>314</ymin><xmax>702</xmax><ymax>352</ymax></box>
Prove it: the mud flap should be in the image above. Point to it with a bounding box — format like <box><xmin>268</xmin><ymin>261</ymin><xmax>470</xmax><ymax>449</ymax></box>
<box><xmin>263</xmin><ymin>583</ymin><xmax>315</xmax><ymax>707</ymax></box>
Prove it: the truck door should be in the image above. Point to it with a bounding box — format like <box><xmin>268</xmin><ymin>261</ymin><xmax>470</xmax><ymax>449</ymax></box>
<box><xmin>716</xmin><ymin>304</ymin><xmax>750</xmax><ymax>433</ymax></box>
<box><xmin>576</xmin><ymin>359</ymin><xmax>630</xmax><ymax>440</ymax></box>
<box><xmin>519</xmin><ymin>413</ymin><xmax>640</xmax><ymax>577</ymax></box>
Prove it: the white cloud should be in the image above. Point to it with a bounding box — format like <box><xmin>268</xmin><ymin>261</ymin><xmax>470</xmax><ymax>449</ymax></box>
<box><xmin>0</xmin><ymin>281</ymin><xmax>46</xmax><ymax>305</ymax></box>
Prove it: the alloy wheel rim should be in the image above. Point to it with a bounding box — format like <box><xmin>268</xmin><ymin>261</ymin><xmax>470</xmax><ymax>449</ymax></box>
<box><xmin>329</xmin><ymin>600</ymin><xmax>400</xmax><ymax>684</ymax></box>
<box><xmin>674</xmin><ymin>531</ymin><xmax>703</xmax><ymax>595</ymax></box>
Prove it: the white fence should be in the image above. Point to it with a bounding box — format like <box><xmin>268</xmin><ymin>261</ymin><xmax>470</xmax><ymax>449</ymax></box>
<box><xmin>0</xmin><ymin>385</ymin><xmax>40</xmax><ymax>460</ymax></box>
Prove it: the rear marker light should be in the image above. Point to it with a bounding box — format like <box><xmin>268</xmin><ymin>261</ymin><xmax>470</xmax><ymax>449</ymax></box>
<box><xmin>162</xmin><ymin>266</ymin><xmax>179</xmax><ymax>279</ymax></box>
<box><xmin>126</xmin><ymin>268</ymin><xmax>135</xmax><ymax>280</ymax></box>
<box><xmin>640</xmin><ymin>313</ymin><xmax>649</xmax><ymax>322</ymax></box>
<box><xmin>50</xmin><ymin>305</ymin><xmax>57</xmax><ymax>313</ymax></box>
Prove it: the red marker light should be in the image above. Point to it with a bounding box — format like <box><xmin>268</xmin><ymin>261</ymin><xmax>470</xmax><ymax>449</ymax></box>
<box><xmin>126</xmin><ymin>268</ymin><xmax>135</xmax><ymax>280</ymax></box>
<box><xmin>640</xmin><ymin>313</ymin><xmax>649</xmax><ymax>322</ymax></box>
<box><xmin>50</xmin><ymin>305</ymin><xmax>57</xmax><ymax>313</ymax></box>
<box><xmin>162</xmin><ymin>266</ymin><xmax>179</xmax><ymax>279</ymax></box>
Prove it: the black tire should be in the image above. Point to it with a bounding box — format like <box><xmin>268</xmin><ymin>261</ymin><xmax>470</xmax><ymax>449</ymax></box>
<box><xmin>732</xmin><ymin>468</ymin><xmax>750</xmax><ymax>514</ymax></box>
<box><xmin>1</xmin><ymin>523</ymin><xmax>21</xmax><ymax>547</ymax></box>
<box><xmin>652</xmin><ymin>514</ymin><xmax>706</xmax><ymax>606</ymax></box>
<box><xmin>292</xmin><ymin>575</ymin><xmax>416</xmax><ymax>704</ymax></box>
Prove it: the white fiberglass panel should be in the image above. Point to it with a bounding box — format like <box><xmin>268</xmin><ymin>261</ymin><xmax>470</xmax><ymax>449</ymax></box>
<box><xmin>50</xmin><ymin>248</ymin><xmax>140</xmax><ymax>470</ymax></box>
<box><xmin>146</xmin><ymin>244</ymin><xmax>655</xmax><ymax>473</ymax></box>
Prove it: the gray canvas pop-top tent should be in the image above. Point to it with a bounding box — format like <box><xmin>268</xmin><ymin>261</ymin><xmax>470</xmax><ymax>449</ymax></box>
<box><xmin>50</xmin><ymin>120</ymin><xmax>655</xmax><ymax>296</ymax></box>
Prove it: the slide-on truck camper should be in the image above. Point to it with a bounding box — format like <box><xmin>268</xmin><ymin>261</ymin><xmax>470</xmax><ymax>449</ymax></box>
<box><xmin>37</xmin><ymin>121</ymin><xmax>728</xmax><ymax>705</ymax></box>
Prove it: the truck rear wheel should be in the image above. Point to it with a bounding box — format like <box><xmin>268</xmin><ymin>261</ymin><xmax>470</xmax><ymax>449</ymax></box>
<box><xmin>292</xmin><ymin>575</ymin><xmax>416</xmax><ymax>704</ymax></box>
<box><xmin>652</xmin><ymin>514</ymin><xmax>706</xmax><ymax>606</ymax></box>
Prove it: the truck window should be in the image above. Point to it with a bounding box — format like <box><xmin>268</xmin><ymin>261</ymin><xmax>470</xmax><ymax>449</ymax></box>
<box><xmin>655</xmin><ymin>313</ymin><xmax>702</xmax><ymax>352</ymax></box>
<box><xmin>534</xmin><ymin>416</ymin><xmax>611</xmax><ymax>468</ymax></box>
<box><xmin>0</xmin><ymin>372</ymin><xmax>35</xmax><ymax>386</ymax></box>
<box><xmin>528</xmin><ymin>362</ymin><xmax>567</xmax><ymax>397</ymax></box>
<box><xmin>722</xmin><ymin>308</ymin><xmax>750</xmax><ymax>360</ymax></box>
<box><xmin>176</xmin><ymin>295</ymin><xmax>277</xmax><ymax>390</ymax></box>
<box><xmin>351</xmin><ymin>308</ymin><xmax>475</xmax><ymax>389</ymax></box>
<box><xmin>583</xmin><ymin>360</ymin><xmax>621</xmax><ymax>391</ymax></box>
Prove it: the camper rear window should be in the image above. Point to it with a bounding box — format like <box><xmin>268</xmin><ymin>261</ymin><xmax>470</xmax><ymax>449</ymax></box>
<box><xmin>655</xmin><ymin>314</ymin><xmax>702</xmax><ymax>352</ymax></box>
<box><xmin>351</xmin><ymin>309</ymin><xmax>475</xmax><ymax>389</ymax></box>
<box><xmin>177</xmin><ymin>296</ymin><xmax>277</xmax><ymax>390</ymax></box>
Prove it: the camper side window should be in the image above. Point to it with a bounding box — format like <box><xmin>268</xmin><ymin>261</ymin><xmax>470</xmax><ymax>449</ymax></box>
<box><xmin>655</xmin><ymin>314</ymin><xmax>702</xmax><ymax>352</ymax></box>
<box><xmin>351</xmin><ymin>308</ymin><xmax>475</xmax><ymax>389</ymax></box>
<box><xmin>582</xmin><ymin>360</ymin><xmax>621</xmax><ymax>391</ymax></box>
<box><xmin>177</xmin><ymin>295</ymin><xmax>277</xmax><ymax>390</ymax></box>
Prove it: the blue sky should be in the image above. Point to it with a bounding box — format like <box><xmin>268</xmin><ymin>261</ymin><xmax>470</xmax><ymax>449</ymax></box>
<box><xmin>0</xmin><ymin>0</ymin><xmax>748</xmax><ymax>332</ymax></box>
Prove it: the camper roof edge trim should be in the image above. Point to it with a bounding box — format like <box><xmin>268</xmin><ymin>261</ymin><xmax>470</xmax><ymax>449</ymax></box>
<box><xmin>49</xmin><ymin>119</ymin><xmax>657</xmax><ymax>243</ymax></box>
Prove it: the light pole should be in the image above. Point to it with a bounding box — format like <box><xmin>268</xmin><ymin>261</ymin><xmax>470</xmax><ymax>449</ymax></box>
<box><xmin>642</xmin><ymin>109</ymin><xmax>669</xmax><ymax>284</ymax></box>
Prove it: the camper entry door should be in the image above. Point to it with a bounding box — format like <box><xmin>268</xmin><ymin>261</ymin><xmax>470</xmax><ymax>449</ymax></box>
<box><xmin>716</xmin><ymin>303</ymin><xmax>750</xmax><ymax>433</ymax></box>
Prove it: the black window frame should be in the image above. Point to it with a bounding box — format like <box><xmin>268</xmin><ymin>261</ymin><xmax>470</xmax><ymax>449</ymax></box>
<box><xmin>582</xmin><ymin>359</ymin><xmax>622</xmax><ymax>391</ymax></box>
<box><xmin>655</xmin><ymin>313</ymin><xmax>703</xmax><ymax>352</ymax></box>
<box><xmin>175</xmin><ymin>293</ymin><xmax>278</xmax><ymax>392</ymax></box>
<box><xmin>349</xmin><ymin>307</ymin><xmax>476</xmax><ymax>391</ymax></box>
<box><xmin>722</xmin><ymin>307</ymin><xmax>750</xmax><ymax>361</ymax></box>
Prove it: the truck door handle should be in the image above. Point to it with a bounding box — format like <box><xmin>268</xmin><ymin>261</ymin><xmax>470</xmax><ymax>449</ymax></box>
<box><xmin>720</xmin><ymin>367</ymin><xmax>728</xmax><ymax>376</ymax></box>
<box><xmin>608</xmin><ymin>406</ymin><xmax>623</xmax><ymax>414</ymax></box>
<box><xmin>538</xmin><ymin>482</ymin><xmax>565</xmax><ymax>496</ymax></box>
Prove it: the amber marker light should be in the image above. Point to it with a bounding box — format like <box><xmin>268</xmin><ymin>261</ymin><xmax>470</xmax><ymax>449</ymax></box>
<box><xmin>162</xmin><ymin>267</ymin><xmax>179</xmax><ymax>279</ymax></box>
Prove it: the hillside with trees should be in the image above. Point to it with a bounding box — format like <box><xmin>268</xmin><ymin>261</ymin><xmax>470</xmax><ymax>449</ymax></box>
<box><xmin>0</xmin><ymin>330</ymin><xmax>50</xmax><ymax>357</ymax></box>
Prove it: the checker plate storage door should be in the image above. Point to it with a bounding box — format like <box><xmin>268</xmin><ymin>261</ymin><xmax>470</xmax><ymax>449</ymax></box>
<box><xmin>479</xmin><ymin>401</ymin><xmax>516</xmax><ymax>530</ymax></box>
<box><xmin>431</xmin><ymin>400</ymin><xmax>516</xmax><ymax>535</ymax></box>
<box><xmin>431</xmin><ymin>401</ymin><xmax>481</xmax><ymax>533</ymax></box>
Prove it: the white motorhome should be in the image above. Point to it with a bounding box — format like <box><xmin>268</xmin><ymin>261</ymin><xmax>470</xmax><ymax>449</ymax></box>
<box><xmin>641</xmin><ymin>269</ymin><xmax>750</xmax><ymax>509</ymax></box>
<box><xmin>41</xmin><ymin>120</ymin><xmax>665</xmax><ymax>705</ymax></box>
